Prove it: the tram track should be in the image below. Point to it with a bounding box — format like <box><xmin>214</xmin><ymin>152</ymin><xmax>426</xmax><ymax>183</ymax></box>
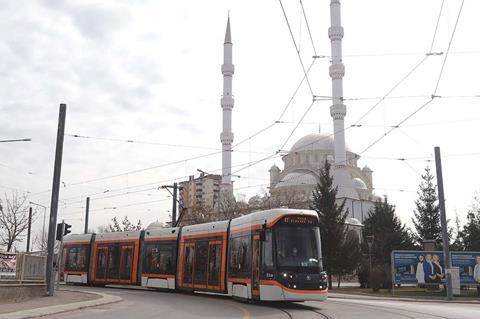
<box><xmin>266</xmin><ymin>303</ymin><xmax>332</xmax><ymax>319</ymax></box>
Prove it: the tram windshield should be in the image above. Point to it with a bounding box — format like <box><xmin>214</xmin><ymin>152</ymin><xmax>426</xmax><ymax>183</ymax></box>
<box><xmin>275</xmin><ymin>216</ymin><xmax>321</xmax><ymax>273</ymax></box>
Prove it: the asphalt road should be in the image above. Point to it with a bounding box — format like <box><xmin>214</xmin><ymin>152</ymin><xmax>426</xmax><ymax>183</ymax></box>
<box><xmin>44</xmin><ymin>286</ymin><xmax>480</xmax><ymax>319</ymax></box>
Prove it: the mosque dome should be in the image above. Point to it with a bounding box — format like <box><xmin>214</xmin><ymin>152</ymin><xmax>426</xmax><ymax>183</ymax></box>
<box><xmin>276</xmin><ymin>172</ymin><xmax>318</xmax><ymax>188</ymax></box>
<box><xmin>146</xmin><ymin>221</ymin><xmax>165</xmax><ymax>230</ymax></box>
<box><xmin>352</xmin><ymin>177</ymin><xmax>368</xmax><ymax>190</ymax></box>
<box><xmin>290</xmin><ymin>133</ymin><xmax>350</xmax><ymax>153</ymax></box>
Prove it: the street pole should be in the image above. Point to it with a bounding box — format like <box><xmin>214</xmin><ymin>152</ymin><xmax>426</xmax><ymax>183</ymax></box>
<box><xmin>366</xmin><ymin>235</ymin><xmax>374</xmax><ymax>290</ymax></box>
<box><xmin>26</xmin><ymin>207</ymin><xmax>32</xmax><ymax>252</ymax></box>
<box><xmin>84</xmin><ymin>197</ymin><xmax>90</xmax><ymax>234</ymax></box>
<box><xmin>172</xmin><ymin>182</ymin><xmax>177</xmax><ymax>226</ymax></box>
<box><xmin>56</xmin><ymin>221</ymin><xmax>65</xmax><ymax>290</ymax></box>
<box><xmin>29</xmin><ymin>202</ymin><xmax>47</xmax><ymax>254</ymax></box>
<box><xmin>434</xmin><ymin>146</ymin><xmax>453</xmax><ymax>300</ymax></box>
<box><xmin>161</xmin><ymin>183</ymin><xmax>183</xmax><ymax>226</ymax></box>
<box><xmin>46</xmin><ymin>104</ymin><xmax>66</xmax><ymax>296</ymax></box>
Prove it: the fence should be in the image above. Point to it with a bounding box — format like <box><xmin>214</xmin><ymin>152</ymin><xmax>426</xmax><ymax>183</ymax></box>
<box><xmin>15</xmin><ymin>253</ymin><xmax>46</xmax><ymax>282</ymax></box>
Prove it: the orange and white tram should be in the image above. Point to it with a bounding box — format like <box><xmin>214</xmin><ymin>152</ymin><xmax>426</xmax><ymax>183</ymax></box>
<box><xmin>62</xmin><ymin>208</ymin><xmax>328</xmax><ymax>302</ymax></box>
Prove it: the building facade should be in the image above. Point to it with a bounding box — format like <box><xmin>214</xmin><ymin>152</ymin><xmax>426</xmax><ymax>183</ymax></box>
<box><xmin>179</xmin><ymin>173</ymin><xmax>222</xmax><ymax>210</ymax></box>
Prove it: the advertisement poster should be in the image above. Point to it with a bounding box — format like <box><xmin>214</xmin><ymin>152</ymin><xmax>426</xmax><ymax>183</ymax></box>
<box><xmin>0</xmin><ymin>252</ymin><xmax>16</xmax><ymax>277</ymax></box>
<box><xmin>392</xmin><ymin>251</ymin><xmax>445</xmax><ymax>285</ymax></box>
<box><xmin>451</xmin><ymin>251</ymin><xmax>480</xmax><ymax>285</ymax></box>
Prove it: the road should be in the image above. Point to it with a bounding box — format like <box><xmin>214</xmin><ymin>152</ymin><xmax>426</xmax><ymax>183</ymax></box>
<box><xmin>45</xmin><ymin>286</ymin><xmax>480</xmax><ymax>319</ymax></box>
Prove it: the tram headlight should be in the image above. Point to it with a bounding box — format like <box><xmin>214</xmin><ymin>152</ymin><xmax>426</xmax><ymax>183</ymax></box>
<box><xmin>281</xmin><ymin>272</ymin><xmax>296</xmax><ymax>280</ymax></box>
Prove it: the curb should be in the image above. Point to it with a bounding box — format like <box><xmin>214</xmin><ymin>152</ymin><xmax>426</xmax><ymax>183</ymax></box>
<box><xmin>329</xmin><ymin>292</ymin><xmax>480</xmax><ymax>304</ymax></box>
<box><xmin>0</xmin><ymin>289</ymin><xmax>122</xmax><ymax>319</ymax></box>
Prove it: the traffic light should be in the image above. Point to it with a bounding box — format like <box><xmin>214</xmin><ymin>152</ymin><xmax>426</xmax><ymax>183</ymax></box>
<box><xmin>56</xmin><ymin>222</ymin><xmax>72</xmax><ymax>240</ymax></box>
<box><xmin>64</xmin><ymin>223</ymin><xmax>72</xmax><ymax>236</ymax></box>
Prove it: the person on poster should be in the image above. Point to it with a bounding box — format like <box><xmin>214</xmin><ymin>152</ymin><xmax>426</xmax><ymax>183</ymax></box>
<box><xmin>416</xmin><ymin>255</ymin><xmax>425</xmax><ymax>286</ymax></box>
<box><xmin>474</xmin><ymin>255</ymin><xmax>480</xmax><ymax>295</ymax></box>
<box><xmin>432</xmin><ymin>254</ymin><xmax>444</xmax><ymax>283</ymax></box>
<box><xmin>423</xmin><ymin>254</ymin><xmax>436</xmax><ymax>283</ymax></box>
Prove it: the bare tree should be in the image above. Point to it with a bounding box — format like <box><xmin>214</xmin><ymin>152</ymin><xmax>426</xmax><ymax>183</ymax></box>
<box><xmin>32</xmin><ymin>230</ymin><xmax>59</xmax><ymax>252</ymax></box>
<box><xmin>0</xmin><ymin>192</ymin><xmax>36</xmax><ymax>252</ymax></box>
<box><xmin>108</xmin><ymin>216</ymin><xmax>142</xmax><ymax>232</ymax></box>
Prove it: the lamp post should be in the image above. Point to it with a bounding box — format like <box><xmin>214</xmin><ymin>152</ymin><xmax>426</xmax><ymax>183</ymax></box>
<box><xmin>366</xmin><ymin>235</ymin><xmax>375</xmax><ymax>289</ymax></box>
<box><xmin>29</xmin><ymin>201</ymin><xmax>47</xmax><ymax>254</ymax></box>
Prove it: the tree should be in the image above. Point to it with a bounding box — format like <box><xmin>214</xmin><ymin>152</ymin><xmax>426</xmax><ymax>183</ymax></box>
<box><xmin>0</xmin><ymin>192</ymin><xmax>36</xmax><ymax>252</ymax></box>
<box><xmin>412</xmin><ymin>167</ymin><xmax>441</xmax><ymax>244</ymax></box>
<box><xmin>108</xmin><ymin>216</ymin><xmax>142</xmax><ymax>232</ymax></box>
<box><xmin>363</xmin><ymin>197</ymin><xmax>415</xmax><ymax>289</ymax></box>
<box><xmin>310</xmin><ymin>159</ymin><xmax>349</xmax><ymax>289</ymax></box>
<box><xmin>459</xmin><ymin>193</ymin><xmax>480</xmax><ymax>251</ymax></box>
<box><xmin>336</xmin><ymin>229</ymin><xmax>362</xmax><ymax>287</ymax></box>
<box><xmin>450</xmin><ymin>211</ymin><xmax>464</xmax><ymax>251</ymax></box>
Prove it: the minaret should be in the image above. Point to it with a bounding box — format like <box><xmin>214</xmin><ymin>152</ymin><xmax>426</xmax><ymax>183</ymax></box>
<box><xmin>329</xmin><ymin>0</ymin><xmax>357</xmax><ymax>199</ymax></box>
<box><xmin>220</xmin><ymin>16</ymin><xmax>234</xmax><ymax>198</ymax></box>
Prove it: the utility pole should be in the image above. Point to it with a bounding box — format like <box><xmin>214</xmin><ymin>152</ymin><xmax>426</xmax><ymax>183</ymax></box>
<box><xmin>161</xmin><ymin>183</ymin><xmax>183</xmax><ymax>226</ymax></box>
<box><xmin>46</xmin><ymin>104</ymin><xmax>66</xmax><ymax>296</ymax></box>
<box><xmin>84</xmin><ymin>197</ymin><xmax>90</xmax><ymax>234</ymax></box>
<box><xmin>26</xmin><ymin>207</ymin><xmax>32</xmax><ymax>252</ymax></box>
<box><xmin>434</xmin><ymin>146</ymin><xmax>453</xmax><ymax>300</ymax></box>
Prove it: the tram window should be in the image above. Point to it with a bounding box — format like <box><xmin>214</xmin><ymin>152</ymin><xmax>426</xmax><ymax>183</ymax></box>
<box><xmin>119</xmin><ymin>246</ymin><xmax>133</xmax><ymax>280</ymax></box>
<box><xmin>208</xmin><ymin>243</ymin><xmax>221</xmax><ymax>286</ymax></box>
<box><xmin>64</xmin><ymin>246</ymin><xmax>89</xmax><ymax>272</ymax></box>
<box><xmin>228</xmin><ymin>236</ymin><xmax>251</xmax><ymax>277</ymax></box>
<box><xmin>261</xmin><ymin>230</ymin><xmax>274</xmax><ymax>271</ymax></box>
<box><xmin>96</xmin><ymin>248</ymin><xmax>107</xmax><ymax>279</ymax></box>
<box><xmin>106</xmin><ymin>245</ymin><xmax>120</xmax><ymax>279</ymax></box>
<box><xmin>194</xmin><ymin>241</ymin><xmax>208</xmax><ymax>285</ymax></box>
<box><xmin>143</xmin><ymin>242</ymin><xmax>176</xmax><ymax>274</ymax></box>
<box><xmin>183</xmin><ymin>244</ymin><xmax>194</xmax><ymax>284</ymax></box>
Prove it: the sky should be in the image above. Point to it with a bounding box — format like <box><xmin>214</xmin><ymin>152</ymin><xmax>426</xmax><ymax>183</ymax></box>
<box><xmin>0</xmin><ymin>0</ymin><xmax>479</xmax><ymax>244</ymax></box>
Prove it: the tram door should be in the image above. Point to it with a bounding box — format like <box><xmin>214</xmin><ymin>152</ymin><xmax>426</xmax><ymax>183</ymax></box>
<box><xmin>251</xmin><ymin>234</ymin><xmax>261</xmax><ymax>298</ymax></box>
<box><xmin>95</xmin><ymin>246</ymin><xmax>108</xmax><ymax>280</ymax></box>
<box><xmin>119</xmin><ymin>245</ymin><xmax>134</xmax><ymax>281</ymax></box>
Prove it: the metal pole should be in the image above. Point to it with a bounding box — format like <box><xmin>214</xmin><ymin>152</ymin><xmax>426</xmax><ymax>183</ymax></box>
<box><xmin>172</xmin><ymin>182</ymin><xmax>177</xmax><ymax>226</ymax></box>
<box><xmin>46</xmin><ymin>104</ymin><xmax>66</xmax><ymax>296</ymax></box>
<box><xmin>434</xmin><ymin>146</ymin><xmax>453</xmax><ymax>300</ymax></box>
<box><xmin>56</xmin><ymin>221</ymin><xmax>65</xmax><ymax>290</ymax></box>
<box><xmin>26</xmin><ymin>207</ymin><xmax>32</xmax><ymax>252</ymax></box>
<box><xmin>84</xmin><ymin>197</ymin><xmax>90</xmax><ymax>234</ymax></box>
<box><xmin>41</xmin><ymin>206</ymin><xmax>46</xmax><ymax>254</ymax></box>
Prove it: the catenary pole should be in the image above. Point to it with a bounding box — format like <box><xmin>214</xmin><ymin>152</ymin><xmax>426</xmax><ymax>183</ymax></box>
<box><xmin>26</xmin><ymin>207</ymin><xmax>32</xmax><ymax>252</ymax></box>
<box><xmin>84</xmin><ymin>197</ymin><xmax>90</xmax><ymax>234</ymax></box>
<box><xmin>172</xmin><ymin>182</ymin><xmax>178</xmax><ymax>226</ymax></box>
<box><xmin>46</xmin><ymin>104</ymin><xmax>66</xmax><ymax>296</ymax></box>
<box><xmin>434</xmin><ymin>146</ymin><xmax>453</xmax><ymax>300</ymax></box>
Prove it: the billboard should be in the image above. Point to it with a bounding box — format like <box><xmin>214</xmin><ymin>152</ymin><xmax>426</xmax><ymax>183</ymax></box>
<box><xmin>392</xmin><ymin>251</ymin><xmax>445</xmax><ymax>285</ymax></box>
<box><xmin>451</xmin><ymin>251</ymin><xmax>480</xmax><ymax>285</ymax></box>
<box><xmin>0</xmin><ymin>252</ymin><xmax>16</xmax><ymax>277</ymax></box>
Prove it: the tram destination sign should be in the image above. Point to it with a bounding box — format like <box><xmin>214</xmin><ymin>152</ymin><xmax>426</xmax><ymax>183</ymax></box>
<box><xmin>281</xmin><ymin>215</ymin><xmax>317</xmax><ymax>225</ymax></box>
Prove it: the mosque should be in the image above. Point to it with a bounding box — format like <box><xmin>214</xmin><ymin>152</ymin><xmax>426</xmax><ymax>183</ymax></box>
<box><xmin>214</xmin><ymin>1</ymin><xmax>378</xmax><ymax>224</ymax></box>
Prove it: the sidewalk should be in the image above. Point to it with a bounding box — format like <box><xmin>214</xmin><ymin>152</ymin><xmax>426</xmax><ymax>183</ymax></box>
<box><xmin>0</xmin><ymin>289</ymin><xmax>122</xmax><ymax>319</ymax></box>
<box><xmin>329</xmin><ymin>291</ymin><xmax>480</xmax><ymax>304</ymax></box>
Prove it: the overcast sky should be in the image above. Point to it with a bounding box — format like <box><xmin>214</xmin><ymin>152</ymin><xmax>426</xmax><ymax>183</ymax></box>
<box><xmin>0</xmin><ymin>0</ymin><xmax>479</xmax><ymax>239</ymax></box>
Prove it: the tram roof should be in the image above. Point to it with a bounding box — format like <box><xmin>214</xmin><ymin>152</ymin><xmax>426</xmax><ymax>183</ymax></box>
<box><xmin>63</xmin><ymin>233</ymin><xmax>92</xmax><ymax>244</ymax></box>
<box><xmin>230</xmin><ymin>208</ymin><xmax>318</xmax><ymax>229</ymax></box>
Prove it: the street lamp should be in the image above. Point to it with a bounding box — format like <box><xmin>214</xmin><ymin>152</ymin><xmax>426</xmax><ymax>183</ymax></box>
<box><xmin>366</xmin><ymin>235</ymin><xmax>375</xmax><ymax>289</ymax></box>
<box><xmin>29</xmin><ymin>201</ymin><xmax>47</xmax><ymax>255</ymax></box>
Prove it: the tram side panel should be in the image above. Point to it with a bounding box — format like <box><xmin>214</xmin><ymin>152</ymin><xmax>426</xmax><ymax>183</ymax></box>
<box><xmin>140</xmin><ymin>227</ymin><xmax>180</xmax><ymax>290</ymax></box>
<box><xmin>62</xmin><ymin>234</ymin><xmax>93</xmax><ymax>285</ymax></box>
<box><xmin>90</xmin><ymin>231</ymin><xmax>141</xmax><ymax>285</ymax></box>
<box><xmin>176</xmin><ymin>221</ymin><xmax>229</xmax><ymax>293</ymax></box>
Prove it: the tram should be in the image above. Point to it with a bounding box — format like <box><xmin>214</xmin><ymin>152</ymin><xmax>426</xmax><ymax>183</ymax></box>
<box><xmin>61</xmin><ymin>208</ymin><xmax>328</xmax><ymax>301</ymax></box>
